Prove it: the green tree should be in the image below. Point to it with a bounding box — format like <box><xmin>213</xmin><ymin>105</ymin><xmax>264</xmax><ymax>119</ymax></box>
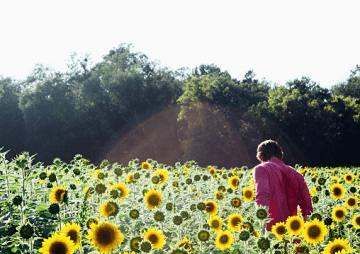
<box><xmin>0</xmin><ymin>78</ymin><xmax>25</xmax><ymax>156</ymax></box>
<box><xmin>332</xmin><ymin>65</ymin><xmax>360</xmax><ymax>98</ymax></box>
<box><xmin>20</xmin><ymin>69</ymin><xmax>79</xmax><ymax>161</ymax></box>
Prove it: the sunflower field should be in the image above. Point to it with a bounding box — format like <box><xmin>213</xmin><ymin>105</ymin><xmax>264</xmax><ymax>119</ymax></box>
<box><xmin>0</xmin><ymin>151</ymin><xmax>359</xmax><ymax>254</ymax></box>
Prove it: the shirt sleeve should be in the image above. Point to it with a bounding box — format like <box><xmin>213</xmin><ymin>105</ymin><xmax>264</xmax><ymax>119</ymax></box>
<box><xmin>254</xmin><ymin>165</ymin><xmax>271</xmax><ymax>207</ymax></box>
<box><xmin>298</xmin><ymin>175</ymin><xmax>313</xmax><ymax>219</ymax></box>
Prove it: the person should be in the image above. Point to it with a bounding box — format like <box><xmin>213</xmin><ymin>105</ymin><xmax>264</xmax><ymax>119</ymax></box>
<box><xmin>253</xmin><ymin>140</ymin><xmax>313</xmax><ymax>231</ymax></box>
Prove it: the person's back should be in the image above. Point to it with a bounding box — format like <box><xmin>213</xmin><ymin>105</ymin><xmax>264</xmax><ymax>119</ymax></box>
<box><xmin>253</xmin><ymin>140</ymin><xmax>313</xmax><ymax>230</ymax></box>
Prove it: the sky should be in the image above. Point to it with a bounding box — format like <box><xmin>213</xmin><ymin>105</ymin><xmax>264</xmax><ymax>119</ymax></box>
<box><xmin>0</xmin><ymin>0</ymin><xmax>359</xmax><ymax>88</ymax></box>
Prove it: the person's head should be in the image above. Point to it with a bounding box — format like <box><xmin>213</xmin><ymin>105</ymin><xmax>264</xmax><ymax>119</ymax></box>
<box><xmin>256</xmin><ymin>139</ymin><xmax>283</xmax><ymax>162</ymax></box>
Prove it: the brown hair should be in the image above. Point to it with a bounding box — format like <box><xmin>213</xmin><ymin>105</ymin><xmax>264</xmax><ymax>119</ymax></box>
<box><xmin>256</xmin><ymin>140</ymin><xmax>283</xmax><ymax>162</ymax></box>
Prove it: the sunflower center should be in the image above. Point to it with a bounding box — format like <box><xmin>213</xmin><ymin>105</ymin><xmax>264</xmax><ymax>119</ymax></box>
<box><xmin>335</xmin><ymin>210</ymin><xmax>344</xmax><ymax>219</ymax></box>
<box><xmin>206</xmin><ymin>203</ymin><xmax>215</xmax><ymax>212</ymax></box>
<box><xmin>220</xmin><ymin>235</ymin><xmax>229</xmax><ymax>244</ymax></box>
<box><xmin>356</xmin><ymin>216</ymin><xmax>360</xmax><ymax>226</ymax></box>
<box><xmin>330</xmin><ymin>244</ymin><xmax>344</xmax><ymax>254</ymax></box>
<box><xmin>96</xmin><ymin>226</ymin><xmax>115</xmax><ymax>246</ymax></box>
<box><xmin>130</xmin><ymin>237</ymin><xmax>141</xmax><ymax>249</ymax></box>
<box><xmin>231</xmin><ymin>179</ymin><xmax>239</xmax><ymax>186</ymax></box>
<box><xmin>67</xmin><ymin>230</ymin><xmax>78</xmax><ymax>243</ymax></box>
<box><xmin>244</xmin><ymin>191</ymin><xmax>252</xmax><ymax>198</ymax></box>
<box><xmin>49</xmin><ymin>241</ymin><xmax>67</xmax><ymax>254</ymax></box>
<box><xmin>307</xmin><ymin>225</ymin><xmax>320</xmax><ymax>239</ymax></box>
<box><xmin>216</xmin><ymin>192</ymin><xmax>223</xmax><ymax>200</ymax></box>
<box><xmin>347</xmin><ymin>198</ymin><xmax>355</xmax><ymax>206</ymax></box>
<box><xmin>231</xmin><ymin>199</ymin><xmax>241</xmax><ymax>207</ymax></box>
<box><xmin>55</xmin><ymin>190</ymin><xmax>65</xmax><ymax>202</ymax></box>
<box><xmin>211</xmin><ymin>220</ymin><xmax>220</xmax><ymax>228</ymax></box>
<box><xmin>290</xmin><ymin>220</ymin><xmax>301</xmax><ymax>231</ymax></box>
<box><xmin>231</xmin><ymin>217</ymin><xmax>241</xmax><ymax>227</ymax></box>
<box><xmin>333</xmin><ymin>187</ymin><xmax>342</xmax><ymax>196</ymax></box>
<box><xmin>346</xmin><ymin>175</ymin><xmax>352</xmax><ymax>181</ymax></box>
<box><xmin>198</xmin><ymin>231</ymin><xmax>210</xmax><ymax>241</ymax></box>
<box><xmin>148</xmin><ymin>194</ymin><xmax>161</xmax><ymax>206</ymax></box>
<box><xmin>276</xmin><ymin>226</ymin><xmax>286</xmax><ymax>235</ymax></box>
<box><xmin>148</xmin><ymin>233</ymin><xmax>159</xmax><ymax>244</ymax></box>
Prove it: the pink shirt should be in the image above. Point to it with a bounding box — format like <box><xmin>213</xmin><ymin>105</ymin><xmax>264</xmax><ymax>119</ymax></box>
<box><xmin>254</xmin><ymin>157</ymin><xmax>313</xmax><ymax>230</ymax></box>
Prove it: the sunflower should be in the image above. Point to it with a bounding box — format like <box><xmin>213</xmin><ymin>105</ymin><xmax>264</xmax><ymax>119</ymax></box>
<box><xmin>285</xmin><ymin>215</ymin><xmax>304</xmax><ymax>236</ymax></box>
<box><xmin>129</xmin><ymin>237</ymin><xmax>141</xmax><ymax>252</ymax></box>
<box><xmin>242</xmin><ymin>187</ymin><xmax>255</xmax><ymax>202</ymax></box>
<box><xmin>153</xmin><ymin>169</ymin><xmax>169</xmax><ymax>184</ymax></box>
<box><xmin>39</xmin><ymin>233</ymin><xmax>75</xmax><ymax>254</ymax></box>
<box><xmin>204</xmin><ymin>200</ymin><xmax>218</xmax><ymax>215</ymax></box>
<box><xmin>144</xmin><ymin>189</ymin><xmax>162</xmax><ymax>210</ymax></box>
<box><xmin>100</xmin><ymin>201</ymin><xmax>119</xmax><ymax>217</ymax></box>
<box><xmin>86</xmin><ymin>218</ymin><xmax>99</xmax><ymax>229</ymax></box>
<box><xmin>343</xmin><ymin>172</ymin><xmax>354</xmax><ymax>184</ymax></box>
<box><xmin>331</xmin><ymin>176</ymin><xmax>340</xmax><ymax>183</ymax></box>
<box><xmin>227</xmin><ymin>213</ymin><xmax>243</xmax><ymax>232</ymax></box>
<box><xmin>253</xmin><ymin>230</ymin><xmax>260</xmax><ymax>237</ymax></box>
<box><xmin>299</xmin><ymin>168</ymin><xmax>307</xmax><ymax>175</ymax></box>
<box><xmin>143</xmin><ymin>228</ymin><xmax>166</xmax><ymax>250</ymax></box>
<box><xmin>125</xmin><ymin>174</ymin><xmax>134</xmax><ymax>183</ymax></box>
<box><xmin>198</xmin><ymin>230</ymin><xmax>210</xmax><ymax>242</ymax></box>
<box><xmin>38</xmin><ymin>179</ymin><xmax>46</xmax><ymax>185</ymax></box>
<box><xmin>177</xmin><ymin>236</ymin><xmax>192</xmax><ymax>251</ymax></box>
<box><xmin>228</xmin><ymin>176</ymin><xmax>240</xmax><ymax>190</ymax></box>
<box><xmin>49</xmin><ymin>186</ymin><xmax>68</xmax><ymax>204</ymax></box>
<box><xmin>351</xmin><ymin>214</ymin><xmax>360</xmax><ymax>229</ymax></box>
<box><xmin>208</xmin><ymin>166</ymin><xmax>216</xmax><ymax>175</ymax></box>
<box><xmin>215</xmin><ymin>191</ymin><xmax>224</xmax><ymax>200</ymax></box>
<box><xmin>92</xmin><ymin>169</ymin><xmax>104</xmax><ymax>180</ymax></box>
<box><xmin>256</xmin><ymin>208</ymin><xmax>268</xmax><ymax>220</ymax></box>
<box><xmin>141</xmin><ymin>161</ymin><xmax>152</xmax><ymax>170</ymax></box>
<box><xmin>60</xmin><ymin>223</ymin><xmax>81</xmax><ymax>250</ymax></box>
<box><xmin>322</xmin><ymin>238</ymin><xmax>352</xmax><ymax>254</ymax></box>
<box><xmin>271</xmin><ymin>222</ymin><xmax>287</xmax><ymax>240</ymax></box>
<box><xmin>302</xmin><ymin>219</ymin><xmax>328</xmax><ymax>245</ymax></box>
<box><xmin>83</xmin><ymin>186</ymin><xmax>93</xmax><ymax>200</ymax></box>
<box><xmin>310</xmin><ymin>186</ymin><xmax>317</xmax><ymax>197</ymax></box>
<box><xmin>345</xmin><ymin>196</ymin><xmax>357</xmax><ymax>209</ymax></box>
<box><xmin>330</xmin><ymin>183</ymin><xmax>345</xmax><ymax>200</ymax></box>
<box><xmin>214</xmin><ymin>230</ymin><xmax>234</xmax><ymax>251</ymax></box>
<box><xmin>208</xmin><ymin>215</ymin><xmax>223</xmax><ymax>231</ymax></box>
<box><xmin>182</xmin><ymin>165</ymin><xmax>190</xmax><ymax>176</ymax></box>
<box><xmin>95</xmin><ymin>183</ymin><xmax>107</xmax><ymax>194</ymax></box>
<box><xmin>331</xmin><ymin>206</ymin><xmax>347</xmax><ymax>222</ymax></box>
<box><xmin>113</xmin><ymin>182</ymin><xmax>129</xmax><ymax>201</ymax></box>
<box><xmin>88</xmin><ymin>221</ymin><xmax>124</xmax><ymax>254</ymax></box>
<box><xmin>230</xmin><ymin>197</ymin><xmax>241</xmax><ymax>208</ymax></box>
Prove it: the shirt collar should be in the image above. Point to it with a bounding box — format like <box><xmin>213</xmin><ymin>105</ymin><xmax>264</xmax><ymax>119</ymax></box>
<box><xmin>269</xmin><ymin>157</ymin><xmax>284</xmax><ymax>164</ymax></box>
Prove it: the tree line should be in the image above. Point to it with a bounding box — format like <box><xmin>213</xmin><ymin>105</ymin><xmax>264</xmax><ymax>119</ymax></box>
<box><xmin>0</xmin><ymin>45</ymin><xmax>359</xmax><ymax>166</ymax></box>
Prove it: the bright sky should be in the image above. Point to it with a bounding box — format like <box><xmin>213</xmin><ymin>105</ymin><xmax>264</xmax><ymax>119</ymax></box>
<box><xmin>0</xmin><ymin>0</ymin><xmax>359</xmax><ymax>87</ymax></box>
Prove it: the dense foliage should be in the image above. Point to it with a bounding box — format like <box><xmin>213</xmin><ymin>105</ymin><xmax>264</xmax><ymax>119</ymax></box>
<box><xmin>1</xmin><ymin>46</ymin><xmax>182</xmax><ymax>162</ymax></box>
<box><xmin>178</xmin><ymin>67</ymin><xmax>360</xmax><ymax>166</ymax></box>
<box><xmin>0</xmin><ymin>45</ymin><xmax>359</xmax><ymax>166</ymax></box>
<box><xmin>0</xmin><ymin>152</ymin><xmax>359</xmax><ymax>253</ymax></box>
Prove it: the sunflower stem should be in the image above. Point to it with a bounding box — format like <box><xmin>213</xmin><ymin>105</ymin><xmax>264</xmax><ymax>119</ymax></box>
<box><xmin>21</xmin><ymin>166</ymin><xmax>26</xmax><ymax>224</ymax></box>
<box><xmin>3</xmin><ymin>162</ymin><xmax>13</xmax><ymax>218</ymax></box>
<box><xmin>58</xmin><ymin>207</ymin><xmax>63</xmax><ymax>229</ymax></box>
<box><xmin>29</xmin><ymin>237</ymin><xmax>33</xmax><ymax>253</ymax></box>
<box><xmin>283</xmin><ymin>239</ymin><xmax>288</xmax><ymax>254</ymax></box>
